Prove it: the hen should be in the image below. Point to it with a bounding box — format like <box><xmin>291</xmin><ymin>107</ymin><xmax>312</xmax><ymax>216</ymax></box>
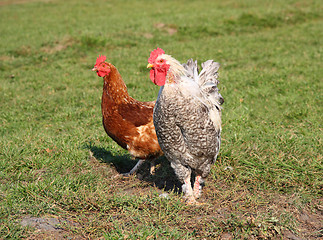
<box><xmin>92</xmin><ymin>55</ymin><xmax>163</xmax><ymax>175</ymax></box>
<box><xmin>147</xmin><ymin>48</ymin><xmax>223</xmax><ymax>204</ymax></box>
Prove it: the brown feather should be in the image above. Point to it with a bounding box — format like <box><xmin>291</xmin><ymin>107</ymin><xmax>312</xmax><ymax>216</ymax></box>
<box><xmin>100</xmin><ymin>63</ymin><xmax>162</xmax><ymax>160</ymax></box>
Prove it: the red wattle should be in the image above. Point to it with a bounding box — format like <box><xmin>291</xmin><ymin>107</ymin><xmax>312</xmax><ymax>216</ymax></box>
<box><xmin>150</xmin><ymin>69</ymin><xmax>166</xmax><ymax>86</ymax></box>
<box><xmin>150</xmin><ymin>69</ymin><xmax>155</xmax><ymax>84</ymax></box>
<box><xmin>97</xmin><ymin>69</ymin><xmax>110</xmax><ymax>77</ymax></box>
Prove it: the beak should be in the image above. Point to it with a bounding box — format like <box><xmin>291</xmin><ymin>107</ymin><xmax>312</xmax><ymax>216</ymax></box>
<box><xmin>147</xmin><ymin>63</ymin><xmax>154</xmax><ymax>68</ymax></box>
<box><xmin>92</xmin><ymin>67</ymin><xmax>97</xmax><ymax>71</ymax></box>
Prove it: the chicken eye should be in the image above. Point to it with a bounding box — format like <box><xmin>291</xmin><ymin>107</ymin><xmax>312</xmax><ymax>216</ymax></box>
<box><xmin>158</xmin><ymin>59</ymin><xmax>164</xmax><ymax>63</ymax></box>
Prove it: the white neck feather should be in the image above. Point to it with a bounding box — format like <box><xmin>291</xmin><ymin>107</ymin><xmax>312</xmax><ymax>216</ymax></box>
<box><xmin>161</xmin><ymin>54</ymin><xmax>187</xmax><ymax>80</ymax></box>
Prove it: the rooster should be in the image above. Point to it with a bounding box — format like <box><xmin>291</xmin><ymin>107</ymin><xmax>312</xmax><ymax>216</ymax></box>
<box><xmin>147</xmin><ymin>48</ymin><xmax>223</xmax><ymax>204</ymax></box>
<box><xmin>92</xmin><ymin>55</ymin><xmax>163</xmax><ymax>176</ymax></box>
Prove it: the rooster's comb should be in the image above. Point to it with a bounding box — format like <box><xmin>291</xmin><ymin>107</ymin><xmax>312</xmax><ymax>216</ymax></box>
<box><xmin>95</xmin><ymin>55</ymin><xmax>107</xmax><ymax>65</ymax></box>
<box><xmin>148</xmin><ymin>48</ymin><xmax>165</xmax><ymax>64</ymax></box>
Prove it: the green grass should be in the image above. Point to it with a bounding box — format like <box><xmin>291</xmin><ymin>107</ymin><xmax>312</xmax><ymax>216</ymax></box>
<box><xmin>0</xmin><ymin>0</ymin><xmax>322</xmax><ymax>239</ymax></box>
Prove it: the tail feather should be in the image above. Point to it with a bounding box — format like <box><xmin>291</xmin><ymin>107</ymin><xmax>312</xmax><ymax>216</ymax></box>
<box><xmin>183</xmin><ymin>58</ymin><xmax>223</xmax><ymax>106</ymax></box>
<box><xmin>199</xmin><ymin>60</ymin><xmax>223</xmax><ymax>106</ymax></box>
<box><xmin>199</xmin><ymin>60</ymin><xmax>220</xmax><ymax>87</ymax></box>
<box><xmin>182</xmin><ymin>58</ymin><xmax>199</xmax><ymax>83</ymax></box>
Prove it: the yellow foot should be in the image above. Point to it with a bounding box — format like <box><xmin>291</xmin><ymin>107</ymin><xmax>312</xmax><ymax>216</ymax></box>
<box><xmin>184</xmin><ymin>196</ymin><xmax>204</xmax><ymax>206</ymax></box>
<box><xmin>186</xmin><ymin>199</ymin><xmax>197</xmax><ymax>205</ymax></box>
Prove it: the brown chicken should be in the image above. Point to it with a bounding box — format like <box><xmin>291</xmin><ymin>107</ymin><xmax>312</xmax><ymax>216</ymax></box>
<box><xmin>92</xmin><ymin>55</ymin><xmax>163</xmax><ymax>175</ymax></box>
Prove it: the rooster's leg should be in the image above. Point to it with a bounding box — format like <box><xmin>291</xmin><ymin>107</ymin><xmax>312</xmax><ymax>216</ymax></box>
<box><xmin>171</xmin><ymin>162</ymin><xmax>197</xmax><ymax>204</ymax></box>
<box><xmin>183</xmin><ymin>175</ymin><xmax>197</xmax><ymax>205</ymax></box>
<box><xmin>123</xmin><ymin>159</ymin><xmax>144</xmax><ymax>176</ymax></box>
<box><xmin>183</xmin><ymin>176</ymin><xmax>193</xmax><ymax>196</ymax></box>
<box><xmin>183</xmin><ymin>177</ymin><xmax>197</xmax><ymax>205</ymax></box>
<box><xmin>193</xmin><ymin>175</ymin><xmax>203</xmax><ymax>199</ymax></box>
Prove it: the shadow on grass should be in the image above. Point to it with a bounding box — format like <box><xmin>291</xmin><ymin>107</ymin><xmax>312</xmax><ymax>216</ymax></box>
<box><xmin>88</xmin><ymin>145</ymin><xmax>134</xmax><ymax>174</ymax></box>
<box><xmin>143</xmin><ymin>157</ymin><xmax>182</xmax><ymax>194</ymax></box>
<box><xmin>86</xmin><ymin>144</ymin><xmax>182</xmax><ymax>194</ymax></box>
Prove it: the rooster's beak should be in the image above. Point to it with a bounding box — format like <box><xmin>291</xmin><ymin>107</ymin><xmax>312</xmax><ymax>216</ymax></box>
<box><xmin>147</xmin><ymin>63</ymin><xmax>154</xmax><ymax>68</ymax></box>
<box><xmin>92</xmin><ymin>67</ymin><xmax>97</xmax><ymax>72</ymax></box>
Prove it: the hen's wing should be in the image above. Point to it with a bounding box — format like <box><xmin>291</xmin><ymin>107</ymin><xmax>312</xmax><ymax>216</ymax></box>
<box><xmin>117</xmin><ymin>100</ymin><xmax>155</xmax><ymax>127</ymax></box>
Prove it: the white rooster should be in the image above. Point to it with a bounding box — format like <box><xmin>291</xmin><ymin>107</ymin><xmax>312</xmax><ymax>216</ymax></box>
<box><xmin>147</xmin><ymin>48</ymin><xmax>223</xmax><ymax>204</ymax></box>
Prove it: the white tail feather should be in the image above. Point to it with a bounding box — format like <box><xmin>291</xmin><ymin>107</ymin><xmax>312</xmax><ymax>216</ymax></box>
<box><xmin>182</xmin><ymin>59</ymin><xmax>224</xmax><ymax>107</ymax></box>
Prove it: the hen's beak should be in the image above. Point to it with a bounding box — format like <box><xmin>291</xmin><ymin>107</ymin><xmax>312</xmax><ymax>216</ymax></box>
<box><xmin>92</xmin><ymin>67</ymin><xmax>97</xmax><ymax>71</ymax></box>
<box><xmin>147</xmin><ymin>63</ymin><xmax>154</xmax><ymax>68</ymax></box>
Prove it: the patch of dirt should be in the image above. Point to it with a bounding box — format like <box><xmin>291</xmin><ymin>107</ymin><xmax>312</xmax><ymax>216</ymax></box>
<box><xmin>21</xmin><ymin>216</ymin><xmax>85</xmax><ymax>240</ymax></box>
<box><xmin>154</xmin><ymin>22</ymin><xmax>178</xmax><ymax>35</ymax></box>
<box><xmin>40</xmin><ymin>37</ymin><xmax>76</xmax><ymax>54</ymax></box>
<box><xmin>269</xmin><ymin>194</ymin><xmax>323</xmax><ymax>239</ymax></box>
<box><xmin>143</xmin><ymin>33</ymin><xmax>154</xmax><ymax>39</ymax></box>
<box><xmin>0</xmin><ymin>55</ymin><xmax>14</xmax><ymax>61</ymax></box>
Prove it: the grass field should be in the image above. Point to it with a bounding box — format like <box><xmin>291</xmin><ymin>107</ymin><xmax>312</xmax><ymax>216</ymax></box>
<box><xmin>0</xmin><ymin>0</ymin><xmax>322</xmax><ymax>239</ymax></box>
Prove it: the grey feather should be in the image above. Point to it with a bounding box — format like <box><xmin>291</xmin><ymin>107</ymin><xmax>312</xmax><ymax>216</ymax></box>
<box><xmin>154</xmin><ymin>59</ymin><xmax>223</xmax><ymax>179</ymax></box>
<box><xmin>154</xmin><ymin>56</ymin><xmax>223</xmax><ymax>201</ymax></box>
<box><xmin>154</xmin><ymin>85</ymin><xmax>221</xmax><ymax>179</ymax></box>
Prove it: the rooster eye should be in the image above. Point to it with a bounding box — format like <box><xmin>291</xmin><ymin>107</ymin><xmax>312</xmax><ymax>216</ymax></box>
<box><xmin>159</xmin><ymin>59</ymin><xmax>164</xmax><ymax>63</ymax></box>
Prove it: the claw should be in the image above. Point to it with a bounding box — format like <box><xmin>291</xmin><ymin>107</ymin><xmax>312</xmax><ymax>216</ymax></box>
<box><xmin>185</xmin><ymin>196</ymin><xmax>197</xmax><ymax>205</ymax></box>
<box><xmin>184</xmin><ymin>195</ymin><xmax>204</xmax><ymax>206</ymax></box>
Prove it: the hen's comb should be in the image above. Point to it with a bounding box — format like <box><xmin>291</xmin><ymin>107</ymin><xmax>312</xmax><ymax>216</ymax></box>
<box><xmin>148</xmin><ymin>48</ymin><xmax>165</xmax><ymax>64</ymax></box>
<box><xmin>95</xmin><ymin>55</ymin><xmax>107</xmax><ymax>66</ymax></box>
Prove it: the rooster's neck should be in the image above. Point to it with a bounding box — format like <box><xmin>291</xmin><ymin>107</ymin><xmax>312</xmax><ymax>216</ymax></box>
<box><xmin>161</xmin><ymin>54</ymin><xmax>187</xmax><ymax>83</ymax></box>
<box><xmin>102</xmin><ymin>65</ymin><xmax>131</xmax><ymax>103</ymax></box>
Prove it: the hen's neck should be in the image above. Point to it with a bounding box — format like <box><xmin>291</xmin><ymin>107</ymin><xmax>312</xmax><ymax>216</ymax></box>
<box><xmin>102</xmin><ymin>64</ymin><xmax>131</xmax><ymax>103</ymax></box>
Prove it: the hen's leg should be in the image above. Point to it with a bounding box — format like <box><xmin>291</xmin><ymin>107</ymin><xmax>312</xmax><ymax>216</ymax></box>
<box><xmin>149</xmin><ymin>159</ymin><xmax>156</xmax><ymax>175</ymax></box>
<box><xmin>123</xmin><ymin>159</ymin><xmax>144</xmax><ymax>176</ymax></box>
<box><xmin>193</xmin><ymin>175</ymin><xmax>203</xmax><ymax>199</ymax></box>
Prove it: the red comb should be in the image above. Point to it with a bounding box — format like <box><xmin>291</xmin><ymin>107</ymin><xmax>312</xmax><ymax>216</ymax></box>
<box><xmin>148</xmin><ymin>48</ymin><xmax>165</xmax><ymax>64</ymax></box>
<box><xmin>95</xmin><ymin>55</ymin><xmax>107</xmax><ymax>66</ymax></box>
